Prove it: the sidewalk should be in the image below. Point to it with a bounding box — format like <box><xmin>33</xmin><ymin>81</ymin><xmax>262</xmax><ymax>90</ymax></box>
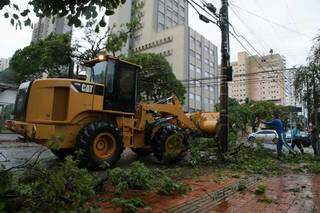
<box><xmin>211</xmin><ymin>173</ymin><xmax>320</xmax><ymax>212</ymax></box>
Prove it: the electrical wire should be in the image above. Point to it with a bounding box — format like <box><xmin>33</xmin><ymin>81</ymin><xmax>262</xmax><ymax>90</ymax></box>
<box><xmin>229</xmin><ymin>2</ymin><xmax>310</xmax><ymax>38</ymax></box>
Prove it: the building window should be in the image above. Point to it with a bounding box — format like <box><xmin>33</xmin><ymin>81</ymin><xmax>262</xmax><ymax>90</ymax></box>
<box><xmin>158</xmin><ymin>23</ymin><xmax>165</xmax><ymax>31</ymax></box>
<box><xmin>190</xmin><ymin>49</ymin><xmax>195</xmax><ymax>57</ymax></box>
<box><xmin>190</xmin><ymin>64</ymin><xmax>195</xmax><ymax>72</ymax></box>
<box><xmin>196</xmin><ymin>53</ymin><xmax>201</xmax><ymax>60</ymax></box>
<box><xmin>209</xmin><ymin>49</ymin><xmax>214</xmax><ymax>55</ymax></box>
<box><xmin>158</xmin><ymin>12</ymin><xmax>165</xmax><ymax>23</ymax></box>
<box><xmin>204</xmin><ymin>71</ymin><xmax>209</xmax><ymax>77</ymax></box>
<box><xmin>196</xmin><ymin>40</ymin><xmax>201</xmax><ymax>48</ymax></box>
<box><xmin>196</xmin><ymin>95</ymin><xmax>201</xmax><ymax>102</ymax></box>
<box><xmin>205</xmin><ymin>46</ymin><xmax>209</xmax><ymax>53</ymax></box>
<box><xmin>179</xmin><ymin>15</ymin><xmax>185</xmax><ymax>23</ymax></box>
<box><xmin>204</xmin><ymin>58</ymin><xmax>209</xmax><ymax>65</ymax></box>
<box><xmin>166</xmin><ymin>17</ymin><xmax>173</xmax><ymax>28</ymax></box>
<box><xmin>196</xmin><ymin>67</ymin><xmax>201</xmax><ymax>74</ymax></box>
<box><xmin>189</xmin><ymin>93</ymin><xmax>195</xmax><ymax>100</ymax></box>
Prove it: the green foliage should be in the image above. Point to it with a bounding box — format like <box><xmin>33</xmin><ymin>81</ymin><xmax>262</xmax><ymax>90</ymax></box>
<box><xmin>306</xmin><ymin>162</ymin><xmax>320</xmax><ymax>174</ymax></box>
<box><xmin>158</xmin><ymin>176</ymin><xmax>190</xmax><ymax>196</ymax></box>
<box><xmin>0</xmin><ymin>165</ymin><xmax>15</xmax><ymax>211</ymax></box>
<box><xmin>216</xmin><ymin>97</ymin><xmax>302</xmax><ymax>136</ymax></box>
<box><xmin>74</xmin><ymin>1</ymin><xmax>144</xmax><ymax>61</ymax></box>
<box><xmin>187</xmin><ymin>137</ymin><xmax>220</xmax><ymax>167</ymax></box>
<box><xmin>108</xmin><ymin>162</ymin><xmax>190</xmax><ymax>199</ymax></box>
<box><xmin>0</xmin><ymin>69</ymin><xmax>16</xmax><ymax>83</ymax></box>
<box><xmin>254</xmin><ymin>185</ymin><xmax>266</xmax><ymax>195</ymax></box>
<box><xmin>237</xmin><ymin>179</ymin><xmax>247</xmax><ymax>191</ymax></box>
<box><xmin>258</xmin><ymin>197</ymin><xmax>273</xmax><ymax>204</ymax></box>
<box><xmin>124</xmin><ymin>53</ymin><xmax>186</xmax><ymax>103</ymax></box>
<box><xmin>109</xmin><ymin>162</ymin><xmax>153</xmax><ymax>192</ymax></box>
<box><xmin>1</xmin><ymin>0</ymin><xmax>126</xmax><ymax>29</ymax></box>
<box><xmin>10</xmin><ymin>33</ymin><xmax>72</xmax><ymax>83</ymax></box>
<box><xmin>112</xmin><ymin>198</ymin><xmax>145</xmax><ymax>213</ymax></box>
<box><xmin>2</xmin><ymin>157</ymin><xmax>97</xmax><ymax>212</ymax></box>
<box><xmin>0</xmin><ymin>104</ymin><xmax>14</xmax><ymax>133</ymax></box>
<box><xmin>127</xmin><ymin>161</ymin><xmax>153</xmax><ymax>190</ymax></box>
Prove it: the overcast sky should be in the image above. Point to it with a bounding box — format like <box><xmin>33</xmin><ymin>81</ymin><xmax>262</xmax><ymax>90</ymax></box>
<box><xmin>0</xmin><ymin>0</ymin><xmax>319</xmax><ymax>68</ymax></box>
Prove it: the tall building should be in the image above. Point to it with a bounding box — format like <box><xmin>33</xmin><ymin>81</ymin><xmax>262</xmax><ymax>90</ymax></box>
<box><xmin>109</xmin><ymin>0</ymin><xmax>219</xmax><ymax>112</ymax></box>
<box><xmin>31</xmin><ymin>16</ymin><xmax>72</xmax><ymax>42</ymax></box>
<box><xmin>0</xmin><ymin>58</ymin><xmax>10</xmax><ymax>71</ymax></box>
<box><xmin>229</xmin><ymin>52</ymin><xmax>287</xmax><ymax>105</ymax></box>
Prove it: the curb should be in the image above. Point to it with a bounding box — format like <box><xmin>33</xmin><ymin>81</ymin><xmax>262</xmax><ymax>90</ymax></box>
<box><xmin>166</xmin><ymin>175</ymin><xmax>262</xmax><ymax>213</ymax></box>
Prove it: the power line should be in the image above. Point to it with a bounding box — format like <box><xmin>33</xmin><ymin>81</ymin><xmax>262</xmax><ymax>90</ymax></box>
<box><xmin>229</xmin><ymin>2</ymin><xmax>310</xmax><ymax>38</ymax></box>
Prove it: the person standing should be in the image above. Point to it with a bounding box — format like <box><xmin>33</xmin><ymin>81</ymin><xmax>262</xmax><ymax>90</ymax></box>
<box><xmin>260</xmin><ymin>114</ymin><xmax>285</xmax><ymax>157</ymax></box>
<box><xmin>291</xmin><ymin>124</ymin><xmax>304</xmax><ymax>154</ymax></box>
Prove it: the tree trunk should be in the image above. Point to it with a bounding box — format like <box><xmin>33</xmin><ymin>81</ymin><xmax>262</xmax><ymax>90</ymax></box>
<box><xmin>312</xmin><ymin>69</ymin><xmax>320</xmax><ymax>155</ymax></box>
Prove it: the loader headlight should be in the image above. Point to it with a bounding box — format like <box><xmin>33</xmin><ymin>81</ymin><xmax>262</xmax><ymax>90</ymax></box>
<box><xmin>97</xmin><ymin>54</ymin><xmax>106</xmax><ymax>61</ymax></box>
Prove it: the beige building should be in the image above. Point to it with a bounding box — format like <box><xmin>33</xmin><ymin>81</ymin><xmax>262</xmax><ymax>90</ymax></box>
<box><xmin>229</xmin><ymin>52</ymin><xmax>286</xmax><ymax>105</ymax></box>
<box><xmin>31</xmin><ymin>17</ymin><xmax>72</xmax><ymax>42</ymax></box>
<box><xmin>109</xmin><ymin>0</ymin><xmax>219</xmax><ymax>112</ymax></box>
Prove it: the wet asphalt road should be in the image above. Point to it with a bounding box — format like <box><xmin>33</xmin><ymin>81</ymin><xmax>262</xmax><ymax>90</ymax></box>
<box><xmin>0</xmin><ymin>134</ymin><xmax>314</xmax><ymax>171</ymax></box>
<box><xmin>0</xmin><ymin>133</ymin><xmax>160</xmax><ymax>171</ymax></box>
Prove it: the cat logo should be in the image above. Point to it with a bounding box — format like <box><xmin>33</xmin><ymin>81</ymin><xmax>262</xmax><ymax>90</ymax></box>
<box><xmin>81</xmin><ymin>84</ymin><xmax>94</xmax><ymax>93</ymax></box>
<box><xmin>71</xmin><ymin>82</ymin><xmax>94</xmax><ymax>94</ymax></box>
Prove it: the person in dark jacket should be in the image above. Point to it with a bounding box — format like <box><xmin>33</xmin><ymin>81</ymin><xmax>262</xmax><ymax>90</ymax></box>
<box><xmin>260</xmin><ymin>114</ymin><xmax>285</xmax><ymax>157</ymax></box>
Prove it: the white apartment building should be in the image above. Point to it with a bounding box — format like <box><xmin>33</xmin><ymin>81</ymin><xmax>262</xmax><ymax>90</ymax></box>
<box><xmin>0</xmin><ymin>58</ymin><xmax>10</xmax><ymax>71</ymax></box>
<box><xmin>229</xmin><ymin>52</ymin><xmax>287</xmax><ymax>105</ymax></box>
<box><xmin>31</xmin><ymin>16</ymin><xmax>72</xmax><ymax>42</ymax></box>
<box><xmin>109</xmin><ymin>0</ymin><xmax>219</xmax><ymax>112</ymax></box>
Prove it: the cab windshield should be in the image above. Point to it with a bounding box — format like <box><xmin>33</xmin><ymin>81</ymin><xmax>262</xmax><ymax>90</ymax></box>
<box><xmin>91</xmin><ymin>61</ymin><xmax>107</xmax><ymax>84</ymax></box>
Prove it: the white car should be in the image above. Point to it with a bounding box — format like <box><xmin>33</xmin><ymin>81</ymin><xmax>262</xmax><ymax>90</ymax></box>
<box><xmin>248</xmin><ymin>130</ymin><xmax>279</xmax><ymax>143</ymax></box>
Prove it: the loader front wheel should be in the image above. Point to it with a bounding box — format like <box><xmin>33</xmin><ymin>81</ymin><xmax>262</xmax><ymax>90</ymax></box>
<box><xmin>153</xmin><ymin>125</ymin><xmax>187</xmax><ymax>163</ymax></box>
<box><xmin>76</xmin><ymin>121</ymin><xmax>123</xmax><ymax>169</ymax></box>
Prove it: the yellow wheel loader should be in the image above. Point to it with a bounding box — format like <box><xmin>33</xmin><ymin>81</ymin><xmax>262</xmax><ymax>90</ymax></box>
<box><xmin>5</xmin><ymin>55</ymin><xmax>219</xmax><ymax>169</ymax></box>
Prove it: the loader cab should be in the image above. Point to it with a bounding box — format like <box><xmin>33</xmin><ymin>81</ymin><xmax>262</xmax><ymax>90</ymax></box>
<box><xmin>85</xmin><ymin>56</ymin><xmax>139</xmax><ymax>113</ymax></box>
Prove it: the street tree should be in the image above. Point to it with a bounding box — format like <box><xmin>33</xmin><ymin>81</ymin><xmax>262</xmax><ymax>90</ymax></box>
<box><xmin>73</xmin><ymin>0</ymin><xmax>143</xmax><ymax>61</ymax></box>
<box><xmin>293</xmin><ymin>34</ymin><xmax>320</xmax><ymax>155</ymax></box>
<box><xmin>124</xmin><ymin>53</ymin><xmax>186</xmax><ymax>103</ymax></box>
<box><xmin>0</xmin><ymin>0</ymin><xmax>126</xmax><ymax>29</ymax></box>
<box><xmin>10</xmin><ymin>34</ymin><xmax>72</xmax><ymax>83</ymax></box>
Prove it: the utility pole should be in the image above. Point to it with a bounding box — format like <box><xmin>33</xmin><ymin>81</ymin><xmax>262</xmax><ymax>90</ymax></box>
<box><xmin>219</xmin><ymin>0</ymin><xmax>231</xmax><ymax>153</ymax></box>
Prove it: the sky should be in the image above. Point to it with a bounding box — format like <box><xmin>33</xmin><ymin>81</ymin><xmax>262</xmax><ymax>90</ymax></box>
<box><xmin>0</xmin><ymin>0</ymin><xmax>319</xmax><ymax>68</ymax></box>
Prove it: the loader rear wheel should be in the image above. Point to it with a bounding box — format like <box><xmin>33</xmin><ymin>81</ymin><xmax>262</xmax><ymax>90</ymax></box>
<box><xmin>153</xmin><ymin>125</ymin><xmax>187</xmax><ymax>163</ymax></box>
<box><xmin>76</xmin><ymin>121</ymin><xmax>123</xmax><ymax>169</ymax></box>
<box><xmin>131</xmin><ymin>148</ymin><xmax>152</xmax><ymax>157</ymax></box>
<box><xmin>51</xmin><ymin>148</ymin><xmax>74</xmax><ymax>160</ymax></box>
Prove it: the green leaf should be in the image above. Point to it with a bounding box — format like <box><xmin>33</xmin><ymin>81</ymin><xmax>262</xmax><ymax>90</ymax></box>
<box><xmin>105</xmin><ymin>9</ymin><xmax>114</xmax><ymax>16</ymax></box>
<box><xmin>20</xmin><ymin>9</ymin><xmax>30</xmax><ymax>17</ymax></box>
<box><xmin>13</xmin><ymin>13</ymin><xmax>19</xmax><ymax>19</ymax></box>
<box><xmin>13</xmin><ymin>4</ymin><xmax>19</xmax><ymax>10</ymax></box>
<box><xmin>99</xmin><ymin>17</ymin><xmax>106</xmax><ymax>27</ymax></box>
<box><xmin>24</xmin><ymin>18</ymin><xmax>31</xmax><ymax>26</ymax></box>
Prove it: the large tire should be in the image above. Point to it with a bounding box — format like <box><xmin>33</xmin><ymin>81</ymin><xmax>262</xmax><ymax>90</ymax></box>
<box><xmin>76</xmin><ymin>121</ymin><xmax>123</xmax><ymax>169</ymax></box>
<box><xmin>131</xmin><ymin>148</ymin><xmax>152</xmax><ymax>157</ymax></box>
<box><xmin>153</xmin><ymin>125</ymin><xmax>187</xmax><ymax>163</ymax></box>
<box><xmin>51</xmin><ymin>149</ymin><xmax>74</xmax><ymax>160</ymax></box>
